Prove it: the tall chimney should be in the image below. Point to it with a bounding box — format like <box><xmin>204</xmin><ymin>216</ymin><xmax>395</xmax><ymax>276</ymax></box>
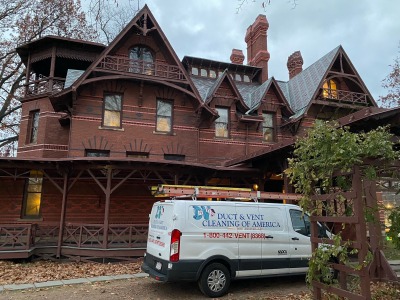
<box><xmin>230</xmin><ymin>49</ymin><xmax>245</xmax><ymax>64</ymax></box>
<box><xmin>245</xmin><ymin>14</ymin><xmax>270</xmax><ymax>82</ymax></box>
<box><xmin>287</xmin><ymin>51</ymin><xmax>303</xmax><ymax>79</ymax></box>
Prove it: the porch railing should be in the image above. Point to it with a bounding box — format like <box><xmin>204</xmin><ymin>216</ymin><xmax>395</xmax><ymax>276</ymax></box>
<box><xmin>0</xmin><ymin>223</ymin><xmax>148</xmax><ymax>253</ymax></box>
<box><xmin>0</xmin><ymin>224</ymin><xmax>34</xmax><ymax>250</ymax></box>
<box><xmin>320</xmin><ymin>88</ymin><xmax>368</xmax><ymax>105</ymax></box>
<box><xmin>26</xmin><ymin>75</ymin><xmax>65</xmax><ymax>96</ymax></box>
<box><xmin>98</xmin><ymin>55</ymin><xmax>186</xmax><ymax>81</ymax></box>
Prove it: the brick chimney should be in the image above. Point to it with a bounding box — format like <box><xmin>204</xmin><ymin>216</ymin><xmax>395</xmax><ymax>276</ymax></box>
<box><xmin>287</xmin><ymin>51</ymin><xmax>303</xmax><ymax>79</ymax></box>
<box><xmin>245</xmin><ymin>14</ymin><xmax>270</xmax><ymax>82</ymax></box>
<box><xmin>230</xmin><ymin>49</ymin><xmax>245</xmax><ymax>64</ymax></box>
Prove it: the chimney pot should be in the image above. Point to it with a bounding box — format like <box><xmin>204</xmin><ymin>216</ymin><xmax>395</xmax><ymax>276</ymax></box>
<box><xmin>230</xmin><ymin>49</ymin><xmax>245</xmax><ymax>64</ymax></box>
<box><xmin>287</xmin><ymin>51</ymin><xmax>303</xmax><ymax>79</ymax></box>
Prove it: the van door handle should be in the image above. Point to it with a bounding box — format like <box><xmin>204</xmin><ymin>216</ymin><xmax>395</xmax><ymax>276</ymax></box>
<box><xmin>265</xmin><ymin>235</ymin><xmax>274</xmax><ymax>239</ymax></box>
<box><xmin>292</xmin><ymin>237</ymin><xmax>299</xmax><ymax>241</ymax></box>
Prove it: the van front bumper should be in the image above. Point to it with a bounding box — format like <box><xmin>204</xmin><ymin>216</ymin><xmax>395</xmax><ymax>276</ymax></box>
<box><xmin>141</xmin><ymin>252</ymin><xmax>202</xmax><ymax>282</ymax></box>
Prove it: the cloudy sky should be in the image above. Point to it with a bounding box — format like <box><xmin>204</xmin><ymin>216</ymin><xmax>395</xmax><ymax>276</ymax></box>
<box><xmin>137</xmin><ymin>0</ymin><xmax>399</xmax><ymax>104</ymax></box>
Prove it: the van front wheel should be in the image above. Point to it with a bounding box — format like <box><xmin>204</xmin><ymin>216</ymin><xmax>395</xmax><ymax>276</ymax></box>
<box><xmin>198</xmin><ymin>263</ymin><xmax>231</xmax><ymax>298</ymax></box>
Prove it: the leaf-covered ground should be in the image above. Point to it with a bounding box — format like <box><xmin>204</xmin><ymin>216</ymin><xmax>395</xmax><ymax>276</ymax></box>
<box><xmin>0</xmin><ymin>259</ymin><xmax>399</xmax><ymax>299</ymax></box>
<box><xmin>0</xmin><ymin>259</ymin><xmax>142</xmax><ymax>285</ymax></box>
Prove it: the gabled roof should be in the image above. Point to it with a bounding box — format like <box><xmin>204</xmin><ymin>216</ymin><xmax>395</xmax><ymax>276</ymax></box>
<box><xmin>203</xmin><ymin>70</ymin><xmax>248</xmax><ymax>110</ymax></box>
<box><xmin>69</xmin><ymin>5</ymin><xmax>203</xmax><ymax>103</ymax></box>
<box><xmin>280</xmin><ymin>46</ymin><xmax>340</xmax><ymax>117</ymax></box>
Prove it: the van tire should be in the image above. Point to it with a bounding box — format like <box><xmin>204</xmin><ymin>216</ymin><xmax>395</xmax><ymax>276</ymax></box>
<box><xmin>198</xmin><ymin>263</ymin><xmax>230</xmax><ymax>298</ymax></box>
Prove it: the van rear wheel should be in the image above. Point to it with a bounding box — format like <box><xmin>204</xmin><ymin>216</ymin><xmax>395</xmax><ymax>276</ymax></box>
<box><xmin>198</xmin><ymin>263</ymin><xmax>230</xmax><ymax>298</ymax></box>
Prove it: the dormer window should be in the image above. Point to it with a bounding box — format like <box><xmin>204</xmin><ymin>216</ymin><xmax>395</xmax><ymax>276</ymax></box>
<box><xmin>322</xmin><ymin>79</ymin><xmax>338</xmax><ymax>99</ymax></box>
<box><xmin>262</xmin><ymin>112</ymin><xmax>275</xmax><ymax>142</ymax></box>
<box><xmin>129</xmin><ymin>46</ymin><xmax>154</xmax><ymax>74</ymax></box>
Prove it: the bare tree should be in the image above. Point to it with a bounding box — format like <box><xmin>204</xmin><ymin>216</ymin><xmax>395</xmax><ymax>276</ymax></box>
<box><xmin>0</xmin><ymin>0</ymin><xmax>96</xmax><ymax>156</ymax></box>
<box><xmin>88</xmin><ymin>0</ymin><xmax>139</xmax><ymax>44</ymax></box>
<box><xmin>236</xmin><ymin>0</ymin><xmax>298</xmax><ymax>13</ymax></box>
<box><xmin>381</xmin><ymin>44</ymin><xmax>400</xmax><ymax>108</ymax></box>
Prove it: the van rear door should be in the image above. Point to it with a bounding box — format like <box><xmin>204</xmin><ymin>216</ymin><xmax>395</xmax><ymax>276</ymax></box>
<box><xmin>147</xmin><ymin>202</ymin><xmax>174</xmax><ymax>261</ymax></box>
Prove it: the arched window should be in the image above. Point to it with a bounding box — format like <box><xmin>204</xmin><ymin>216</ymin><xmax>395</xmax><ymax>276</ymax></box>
<box><xmin>322</xmin><ymin>79</ymin><xmax>338</xmax><ymax>99</ymax></box>
<box><xmin>129</xmin><ymin>46</ymin><xmax>154</xmax><ymax>74</ymax></box>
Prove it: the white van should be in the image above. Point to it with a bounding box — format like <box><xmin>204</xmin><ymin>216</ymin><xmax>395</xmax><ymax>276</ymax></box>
<box><xmin>141</xmin><ymin>200</ymin><xmax>331</xmax><ymax>297</ymax></box>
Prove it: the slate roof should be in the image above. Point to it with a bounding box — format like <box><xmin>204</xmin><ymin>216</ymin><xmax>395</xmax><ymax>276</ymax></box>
<box><xmin>280</xmin><ymin>46</ymin><xmax>340</xmax><ymax>117</ymax></box>
<box><xmin>64</xmin><ymin>69</ymin><xmax>85</xmax><ymax>88</ymax></box>
<box><xmin>189</xmin><ymin>46</ymin><xmax>341</xmax><ymax>119</ymax></box>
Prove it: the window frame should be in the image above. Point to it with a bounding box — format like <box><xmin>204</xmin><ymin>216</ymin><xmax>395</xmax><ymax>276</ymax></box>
<box><xmin>215</xmin><ymin>106</ymin><xmax>230</xmax><ymax>138</ymax></box>
<box><xmin>156</xmin><ymin>98</ymin><xmax>173</xmax><ymax>134</ymax></box>
<box><xmin>102</xmin><ymin>93</ymin><xmax>123</xmax><ymax>129</ymax></box>
<box><xmin>27</xmin><ymin>110</ymin><xmax>40</xmax><ymax>144</ymax></box>
<box><xmin>21</xmin><ymin>170</ymin><xmax>43</xmax><ymax>219</ymax></box>
<box><xmin>262</xmin><ymin>112</ymin><xmax>275</xmax><ymax>142</ymax></box>
<box><xmin>164</xmin><ymin>154</ymin><xmax>185</xmax><ymax>161</ymax></box>
<box><xmin>85</xmin><ymin>149</ymin><xmax>110</xmax><ymax>157</ymax></box>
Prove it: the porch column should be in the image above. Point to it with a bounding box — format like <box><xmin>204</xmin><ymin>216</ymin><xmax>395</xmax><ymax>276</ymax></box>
<box><xmin>103</xmin><ymin>167</ymin><xmax>112</xmax><ymax>249</ymax></box>
<box><xmin>49</xmin><ymin>46</ymin><xmax>56</xmax><ymax>92</ymax></box>
<box><xmin>57</xmin><ymin>172</ymin><xmax>68</xmax><ymax>258</ymax></box>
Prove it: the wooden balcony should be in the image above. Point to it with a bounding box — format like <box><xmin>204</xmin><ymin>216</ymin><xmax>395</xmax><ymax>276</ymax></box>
<box><xmin>98</xmin><ymin>55</ymin><xmax>186</xmax><ymax>81</ymax></box>
<box><xmin>0</xmin><ymin>223</ymin><xmax>148</xmax><ymax>260</ymax></box>
<box><xmin>319</xmin><ymin>88</ymin><xmax>368</xmax><ymax>105</ymax></box>
<box><xmin>25</xmin><ymin>75</ymin><xmax>65</xmax><ymax>96</ymax></box>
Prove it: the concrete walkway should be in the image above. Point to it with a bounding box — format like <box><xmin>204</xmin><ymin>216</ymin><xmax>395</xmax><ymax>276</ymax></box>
<box><xmin>0</xmin><ymin>273</ymin><xmax>149</xmax><ymax>292</ymax></box>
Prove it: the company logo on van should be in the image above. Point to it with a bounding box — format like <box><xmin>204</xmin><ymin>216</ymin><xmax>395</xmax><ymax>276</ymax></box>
<box><xmin>155</xmin><ymin>206</ymin><xmax>165</xmax><ymax>219</ymax></box>
<box><xmin>193</xmin><ymin>206</ymin><xmax>215</xmax><ymax>220</ymax></box>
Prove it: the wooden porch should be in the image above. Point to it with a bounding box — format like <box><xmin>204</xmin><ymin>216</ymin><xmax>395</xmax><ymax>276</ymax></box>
<box><xmin>0</xmin><ymin>223</ymin><xmax>148</xmax><ymax>261</ymax></box>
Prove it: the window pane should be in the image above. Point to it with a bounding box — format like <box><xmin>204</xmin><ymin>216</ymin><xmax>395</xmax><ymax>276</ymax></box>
<box><xmin>157</xmin><ymin>100</ymin><xmax>172</xmax><ymax>117</ymax></box>
<box><xmin>209</xmin><ymin>70</ymin><xmax>216</xmax><ymax>78</ymax></box>
<box><xmin>25</xmin><ymin>193</ymin><xmax>42</xmax><ymax>216</ymax></box>
<box><xmin>105</xmin><ymin>95</ymin><xmax>122</xmax><ymax>111</ymax></box>
<box><xmin>215</xmin><ymin>108</ymin><xmax>229</xmax><ymax>138</ymax></box>
<box><xmin>243</xmin><ymin>75</ymin><xmax>250</xmax><ymax>82</ymax></box>
<box><xmin>30</xmin><ymin>111</ymin><xmax>40</xmax><ymax>143</ymax></box>
<box><xmin>104</xmin><ymin>110</ymin><xmax>121</xmax><ymax>127</ymax></box>
<box><xmin>235</xmin><ymin>74</ymin><xmax>242</xmax><ymax>81</ymax></box>
<box><xmin>263</xmin><ymin>113</ymin><xmax>273</xmax><ymax>127</ymax></box>
<box><xmin>86</xmin><ymin>150</ymin><xmax>110</xmax><ymax>157</ymax></box>
<box><xmin>215</xmin><ymin>123</ymin><xmax>228</xmax><ymax>138</ymax></box>
<box><xmin>27</xmin><ymin>177</ymin><xmax>43</xmax><ymax>192</ymax></box>
<box><xmin>200</xmin><ymin>69</ymin><xmax>207</xmax><ymax>76</ymax></box>
<box><xmin>156</xmin><ymin>116</ymin><xmax>171</xmax><ymax>132</ymax></box>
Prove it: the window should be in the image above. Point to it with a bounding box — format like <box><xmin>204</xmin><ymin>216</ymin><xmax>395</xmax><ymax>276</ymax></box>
<box><xmin>243</xmin><ymin>75</ymin><xmax>251</xmax><ymax>83</ymax></box>
<box><xmin>126</xmin><ymin>151</ymin><xmax>149</xmax><ymax>158</ymax></box>
<box><xmin>85</xmin><ymin>149</ymin><xmax>110</xmax><ymax>157</ymax></box>
<box><xmin>200</xmin><ymin>69</ymin><xmax>207</xmax><ymax>77</ymax></box>
<box><xmin>191</xmin><ymin>67</ymin><xmax>199</xmax><ymax>76</ymax></box>
<box><xmin>21</xmin><ymin>170</ymin><xmax>43</xmax><ymax>219</ymax></box>
<box><xmin>290</xmin><ymin>210</ymin><xmax>311</xmax><ymax>236</ymax></box>
<box><xmin>209</xmin><ymin>70</ymin><xmax>217</xmax><ymax>78</ymax></box>
<box><xmin>262</xmin><ymin>113</ymin><xmax>275</xmax><ymax>142</ymax></box>
<box><xmin>235</xmin><ymin>74</ymin><xmax>242</xmax><ymax>81</ymax></box>
<box><xmin>156</xmin><ymin>99</ymin><xmax>173</xmax><ymax>133</ymax></box>
<box><xmin>28</xmin><ymin>110</ymin><xmax>40</xmax><ymax>144</ymax></box>
<box><xmin>164</xmin><ymin>154</ymin><xmax>185</xmax><ymax>161</ymax></box>
<box><xmin>322</xmin><ymin>79</ymin><xmax>338</xmax><ymax>99</ymax></box>
<box><xmin>103</xmin><ymin>94</ymin><xmax>122</xmax><ymax>128</ymax></box>
<box><xmin>129</xmin><ymin>46</ymin><xmax>154</xmax><ymax>74</ymax></box>
<box><xmin>215</xmin><ymin>107</ymin><xmax>229</xmax><ymax>138</ymax></box>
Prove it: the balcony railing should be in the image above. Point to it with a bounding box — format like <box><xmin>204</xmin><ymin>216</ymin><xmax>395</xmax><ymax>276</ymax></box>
<box><xmin>320</xmin><ymin>88</ymin><xmax>368</xmax><ymax>105</ymax></box>
<box><xmin>26</xmin><ymin>75</ymin><xmax>65</xmax><ymax>96</ymax></box>
<box><xmin>0</xmin><ymin>223</ymin><xmax>148</xmax><ymax>253</ymax></box>
<box><xmin>98</xmin><ymin>55</ymin><xmax>186</xmax><ymax>81</ymax></box>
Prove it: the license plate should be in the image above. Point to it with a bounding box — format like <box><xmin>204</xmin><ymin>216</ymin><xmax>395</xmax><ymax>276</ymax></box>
<box><xmin>156</xmin><ymin>261</ymin><xmax>162</xmax><ymax>270</ymax></box>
